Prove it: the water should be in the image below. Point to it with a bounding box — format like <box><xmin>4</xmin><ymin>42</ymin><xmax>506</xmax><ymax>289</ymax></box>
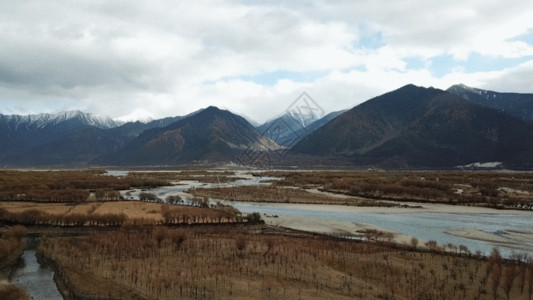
<box><xmin>106</xmin><ymin>170</ymin><xmax>129</xmax><ymax>177</ymax></box>
<box><xmin>119</xmin><ymin>171</ymin><xmax>278</xmax><ymax>202</ymax></box>
<box><xmin>11</xmin><ymin>250</ymin><xmax>63</xmax><ymax>300</ymax></box>
<box><xmin>233</xmin><ymin>202</ymin><xmax>533</xmax><ymax>258</ymax></box>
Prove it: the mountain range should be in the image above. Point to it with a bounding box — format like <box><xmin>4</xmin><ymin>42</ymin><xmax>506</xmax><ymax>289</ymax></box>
<box><xmin>1</xmin><ymin>84</ymin><xmax>533</xmax><ymax>169</ymax></box>
<box><xmin>447</xmin><ymin>84</ymin><xmax>533</xmax><ymax>122</ymax></box>
<box><xmin>97</xmin><ymin>106</ymin><xmax>279</xmax><ymax>166</ymax></box>
<box><xmin>291</xmin><ymin>85</ymin><xmax>533</xmax><ymax>168</ymax></box>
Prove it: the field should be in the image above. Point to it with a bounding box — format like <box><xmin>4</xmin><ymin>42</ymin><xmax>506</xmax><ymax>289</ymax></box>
<box><xmin>0</xmin><ymin>201</ymin><xmax>244</xmax><ymax>226</ymax></box>
<box><xmin>38</xmin><ymin>227</ymin><xmax>533</xmax><ymax>300</ymax></box>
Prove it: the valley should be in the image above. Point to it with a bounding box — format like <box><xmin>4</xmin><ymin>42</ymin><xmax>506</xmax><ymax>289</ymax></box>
<box><xmin>2</xmin><ymin>84</ymin><xmax>533</xmax><ymax>299</ymax></box>
<box><xmin>2</xmin><ymin>168</ymin><xmax>533</xmax><ymax>299</ymax></box>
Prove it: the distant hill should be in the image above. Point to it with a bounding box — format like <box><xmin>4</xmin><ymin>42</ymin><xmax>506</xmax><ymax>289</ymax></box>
<box><xmin>257</xmin><ymin>110</ymin><xmax>345</xmax><ymax>147</ymax></box>
<box><xmin>98</xmin><ymin>106</ymin><xmax>280</xmax><ymax>166</ymax></box>
<box><xmin>447</xmin><ymin>84</ymin><xmax>533</xmax><ymax>122</ymax></box>
<box><xmin>291</xmin><ymin>84</ymin><xmax>533</xmax><ymax>168</ymax></box>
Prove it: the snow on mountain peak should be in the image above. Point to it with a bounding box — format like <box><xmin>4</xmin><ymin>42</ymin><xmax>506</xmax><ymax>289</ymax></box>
<box><xmin>0</xmin><ymin>110</ymin><xmax>122</xmax><ymax>129</ymax></box>
<box><xmin>116</xmin><ymin>109</ymin><xmax>155</xmax><ymax>123</ymax></box>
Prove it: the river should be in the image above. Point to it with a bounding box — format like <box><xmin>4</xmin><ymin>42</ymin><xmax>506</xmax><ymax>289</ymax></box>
<box><xmin>232</xmin><ymin>202</ymin><xmax>533</xmax><ymax>258</ymax></box>
<box><xmin>108</xmin><ymin>170</ymin><xmax>533</xmax><ymax>258</ymax></box>
<box><xmin>11</xmin><ymin>249</ymin><xmax>62</xmax><ymax>300</ymax></box>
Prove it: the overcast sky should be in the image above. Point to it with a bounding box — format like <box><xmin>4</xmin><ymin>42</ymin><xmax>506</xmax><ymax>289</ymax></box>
<box><xmin>1</xmin><ymin>0</ymin><xmax>533</xmax><ymax>123</ymax></box>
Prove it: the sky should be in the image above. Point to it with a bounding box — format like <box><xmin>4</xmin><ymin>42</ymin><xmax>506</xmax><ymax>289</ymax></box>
<box><xmin>1</xmin><ymin>0</ymin><xmax>533</xmax><ymax>123</ymax></box>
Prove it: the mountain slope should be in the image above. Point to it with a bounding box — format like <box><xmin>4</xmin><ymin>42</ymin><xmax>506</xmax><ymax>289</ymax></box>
<box><xmin>447</xmin><ymin>84</ymin><xmax>533</xmax><ymax>122</ymax></box>
<box><xmin>257</xmin><ymin>110</ymin><xmax>345</xmax><ymax>147</ymax></box>
<box><xmin>291</xmin><ymin>85</ymin><xmax>533</xmax><ymax>168</ymax></box>
<box><xmin>6</xmin><ymin>127</ymin><xmax>130</xmax><ymax>167</ymax></box>
<box><xmin>0</xmin><ymin>110</ymin><xmax>120</xmax><ymax>146</ymax></box>
<box><xmin>0</xmin><ymin>112</ymin><xmax>194</xmax><ymax>167</ymax></box>
<box><xmin>99</xmin><ymin>106</ymin><xmax>280</xmax><ymax>165</ymax></box>
<box><xmin>292</xmin><ymin>85</ymin><xmax>442</xmax><ymax>156</ymax></box>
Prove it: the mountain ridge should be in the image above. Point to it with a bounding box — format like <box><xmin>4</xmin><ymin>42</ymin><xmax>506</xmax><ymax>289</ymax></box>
<box><xmin>291</xmin><ymin>84</ymin><xmax>533</xmax><ymax>168</ymax></box>
<box><xmin>2</xmin><ymin>85</ymin><xmax>533</xmax><ymax>169</ymax></box>
<box><xmin>97</xmin><ymin>106</ymin><xmax>280</xmax><ymax>166</ymax></box>
<box><xmin>447</xmin><ymin>84</ymin><xmax>533</xmax><ymax>122</ymax></box>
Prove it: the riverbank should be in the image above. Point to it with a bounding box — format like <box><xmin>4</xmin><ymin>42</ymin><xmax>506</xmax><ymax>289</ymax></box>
<box><xmin>0</xmin><ymin>228</ymin><xmax>28</xmax><ymax>300</ymax></box>
<box><xmin>445</xmin><ymin>228</ymin><xmax>533</xmax><ymax>252</ymax></box>
<box><xmin>243</xmin><ymin>201</ymin><xmax>533</xmax><ymax>215</ymax></box>
<box><xmin>232</xmin><ymin>201</ymin><xmax>533</xmax><ymax>257</ymax></box>
<box><xmin>262</xmin><ymin>214</ymin><xmax>417</xmax><ymax>246</ymax></box>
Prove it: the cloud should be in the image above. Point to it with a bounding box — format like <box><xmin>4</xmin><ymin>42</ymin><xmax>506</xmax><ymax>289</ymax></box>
<box><xmin>0</xmin><ymin>0</ymin><xmax>533</xmax><ymax>122</ymax></box>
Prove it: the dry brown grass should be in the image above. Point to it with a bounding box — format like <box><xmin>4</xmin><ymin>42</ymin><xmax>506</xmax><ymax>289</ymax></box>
<box><xmin>0</xmin><ymin>282</ymin><xmax>29</xmax><ymax>300</ymax></box>
<box><xmin>0</xmin><ymin>201</ymin><xmax>242</xmax><ymax>226</ymax></box>
<box><xmin>0</xmin><ymin>169</ymin><xmax>169</xmax><ymax>203</ymax></box>
<box><xmin>257</xmin><ymin>171</ymin><xmax>533</xmax><ymax>209</ymax></box>
<box><xmin>38</xmin><ymin>227</ymin><xmax>533</xmax><ymax>300</ymax></box>
<box><xmin>126</xmin><ymin>170</ymin><xmax>239</xmax><ymax>183</ymax></box>
<box><xmin>0</xmin><ymin>201</ymin><xmax>160</xmax><ymax>221</ymax></box>
<box><xmin>0</xmin><ymin>226</ymin><xmax>27</xmax><ymax>268</ymax></box>
<box><xmin>191</xmin><ymin>185</ymin><xmax>402</xmax><ymax>207</ymax></box>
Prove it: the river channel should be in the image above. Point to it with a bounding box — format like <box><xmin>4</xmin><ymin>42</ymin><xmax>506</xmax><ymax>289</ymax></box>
<box><xmin>11</xmin><ymin>249</ymin><xmax>62</xmax><ymax>300</ymax></box>
<box><xmin>110</xmin><ymin>170</ymin><xmax>533</xmax><ymax>258</ymax></box>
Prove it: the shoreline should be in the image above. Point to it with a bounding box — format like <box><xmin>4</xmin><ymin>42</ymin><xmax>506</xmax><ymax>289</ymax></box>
<box><xmin>262</xmin><ymin>214</ymin><xmax>419</xmax><ymax>246</ymax></box>
<box><xmin>232</xmin><ymin>200</ymin><xmax>533</xmax><ymax>215</ymax></box>
<box><xmin>445</xmin><ymin>228</ymin><xmax>533</xmax><ymax>252</ymax></box>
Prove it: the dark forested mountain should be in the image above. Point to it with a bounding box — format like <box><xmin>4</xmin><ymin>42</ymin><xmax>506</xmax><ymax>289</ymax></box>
<box><xmin>0</xmin><ymin>110</ymin><xmax>120</xmax><ymax>160</ymax></box>
<box><xmin>3</xmin><ymin>86</ymin><xmax>533</xmax><ymax>169</ymax></box>
<box><xmin>291</xmin><ymin>84</ymin><xmax>533</xmax><ymax>168</ymax></box>
<box><xmin>0</xmin><ymin>111</ymin><xmax>194</xmax><ymax>167</ymax></box>
<box><xmin>447</xmin><ymin>84</ymin><xmax>533</xmax><ymax>122</ymax></box>
<box><xmin>98</xmin><ymin>106</ymin><xmax>280</xmax><ymax>166</ymax></box>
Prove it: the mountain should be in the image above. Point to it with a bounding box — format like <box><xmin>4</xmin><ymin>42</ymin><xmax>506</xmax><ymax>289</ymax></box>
<box><xmin>98</xmin><ymin>106</ymin><xmax>280</xmax><ymax>165</ymax></box>
<box><xmin>0</xmin><ymin>110</ymin><xmax>120</xmax><ymax>131</ymax></box>
<box><xmin>0</xmin><ymin>110</ymin><xmax>120</xmax><ymax>147</ymax></box>
<box><xmin>257</xmin><ymin>109</ymin><xmax>344</xmax><ymax>147</ymax></box>
<box><xmin>0</xmin><ymin>110</ymin><xmax>119</xmax><ymax>159</ymax></box>
<box><xmin>447</xmin><ymin>84</ymin><xmax>533</xmax><ymax>122</ymax></box>
<box><xmin>0</xmin><ymin>111</ymin><xmax>195</xmax><ymax>167</ymax></box>
<box><xmin>5</xmin><ymin>127</ymin><xmax>130</xmax><ymax>167</ymax></box>
<box><xmin>291</xmin><ymin>84</ymin><xmax>533</xmax><ymax>168</ymax></box>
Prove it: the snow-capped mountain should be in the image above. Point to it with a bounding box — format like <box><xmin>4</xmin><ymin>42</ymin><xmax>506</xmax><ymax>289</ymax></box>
<box><xmin>447</xmin><ymin>84</ymin><xmax>533</xmax><ymax>121</ymax></box>
<box><xmin>0</xmin><ymin>109</ymin><xmax>199</xmax><ymax>166</ymax></box>
<box><xmin>256</xmin><ymin>109</ymin><xmax>343</xmax><ymax>147</ymax></box>
<box><xmin>0</xmin><ymin>111</ymin><xmax>123</xmax><ymax>161</ymax></box>
<box><xmin>0</xmin><ymin>110</ymin><xmax>121</xmax><ymax>130</ymax></box>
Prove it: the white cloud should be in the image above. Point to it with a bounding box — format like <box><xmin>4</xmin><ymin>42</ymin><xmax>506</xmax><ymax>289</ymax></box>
<box><xmin>1</xmin><ymin>0</ymin><xmax>533</xmax><ymax>122</ymax></box>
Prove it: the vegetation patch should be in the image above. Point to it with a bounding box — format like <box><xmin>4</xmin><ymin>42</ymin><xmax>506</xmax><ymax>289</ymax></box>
<box><xmin>38</xmin><ymin>227</ymin><xmax>533</xmax><ymax>300</ymax></box>
<box><xmin>257</xmin><ymin>171</ymin><xmax>533</xmax><ymax>209</ymax></box>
